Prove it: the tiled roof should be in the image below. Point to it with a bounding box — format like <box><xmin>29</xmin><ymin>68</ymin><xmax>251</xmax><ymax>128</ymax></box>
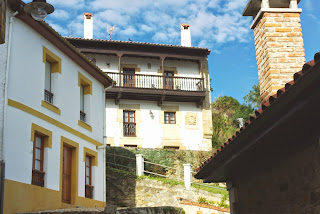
<box><xmin>8</xmin><ymin>0</ymin><xmax>113</xmax><ymax>86</ymax></box>
<box><xmin>196</xmin><ymin>52</ymin><xmax>320</xmax><ymax>173</ymax></box>
<box><xmin>64</xmin><ymin>37</ymin><xmax>210</xmax><ymax>52</ymax></box>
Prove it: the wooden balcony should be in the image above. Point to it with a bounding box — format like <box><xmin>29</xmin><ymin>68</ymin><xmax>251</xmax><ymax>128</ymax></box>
<box><xmin>85</xmin><ymin>184</ymin><xmax>94</xmax><ymax>199</ymax></box>
<box><xmin>32</xmin><ymin>170</ymin><xmax>45</xmax><ymax>187</ymax></box>
<box><xmin>105</xmin><ymin>72</ymin><xmax>206</xmax><ymax>107</ymax></box>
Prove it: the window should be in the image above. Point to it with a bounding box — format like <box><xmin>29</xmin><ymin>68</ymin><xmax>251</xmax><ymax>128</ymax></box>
<box><xmin>78</xmin><ymin>72</ymin><xmax>92</xmax><ymax>126</ymax></box>
<box><xmin>123</xmin><ymin>68</ymin><xmax>135</xmax><ymax>87</ymax></box>
<box><xmin>32</xmin><ymin>134</ymin><xmax>45</xmax><ymax>187</ymax></box>
<box><xmin>123</xmin><ymin>111</ymin><xmax>136</xmax><ymax>136</ymax></box>
<box><xmin>44</xmin><ymin>61</ymin><xmax>53</xmax><ymax>104</ymax></box>
<box><xmin>85</xmin><ymin>155</ymin><xmax>94</xmax><ymax>199</ymax></box>
<box><xmin>164</xmin><ymin>112</ymin><xmax>176</xmax><ymax>124</ymax></box>
<box><xmin>43</xmin><ymin>46</ymin><xmax>61</xmax><ymax>105</ymax></box>
<box><xmin>30</xmin><ymin>123</ymin><xmax>52</xmax><ymax>187</ymax></box>
<box><xmin>80</xmin><ymin>84</ymin><xmax>85</xmax><ymax>122</ymax></box>
<box><xmin>164</xmin><ymin>71</ymin><xmax>174</xmax><ymax>89</ymax></box>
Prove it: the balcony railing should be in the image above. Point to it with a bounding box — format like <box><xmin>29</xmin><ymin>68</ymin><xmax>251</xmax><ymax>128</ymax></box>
<box><xmin>44</xmin><ymin>90</ymin><xmax>54</xmax><ymax>104</ymax></box>
<box><xmin>32</xmin><ymin>170</ymin><xmax>45</xmax><ymax>187</ymax></box>
<box><xmin>85</xmin><ymin>184</ymin><xmax>94</xmax><ymax>199</ymax></box>
<box><xmin>80</xmin><ymin>111</ymin><xmax>86</xmax><ymax>123</ymax></box>
<box><xmin>123</xmin><ymin>122</ymin><xmax>136</xmax><ymax>137</ymax></box>
<box><xmin>106</xmin><ymin>72</ymin><xmax>204</xmax><ymax>91</ymax></box>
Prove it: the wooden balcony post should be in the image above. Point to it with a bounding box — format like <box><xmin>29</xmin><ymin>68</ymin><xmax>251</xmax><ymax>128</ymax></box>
<box><xmin>117</xmin><ymin>53</ymin><xmax>123</xmax><ymax>86</ymax></box>
<box><xmin>199</xmin><ymin>60</ymin><xmax>204</xmax><ymax>91</ymax></box>
<box><xmin>160</xmin><ymin>56</ymin><xmax>166</xmax><ymax>89</ymax></box>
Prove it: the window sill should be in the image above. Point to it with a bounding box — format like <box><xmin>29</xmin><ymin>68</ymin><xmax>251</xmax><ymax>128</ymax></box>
<box><xmin>78</xmin><ymin>120</ymin><xmax>92</xmax><ymax>132</ymax></box>
<box><xmin>41</xmin><ymin>100</ymin><xmax>61</xmax><ymax>115</ymax></box>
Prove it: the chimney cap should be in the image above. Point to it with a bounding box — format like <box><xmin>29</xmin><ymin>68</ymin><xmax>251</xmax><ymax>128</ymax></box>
<box><xmin>83</xmin><ymin>13</ymin><xmax>93</xmax><ymax>17</ymax></box>
<box><xmin>243</xmin><ymin>0</ymin><xmax>301</xmax><ymax>16</ymax></box>
<box><xmin>181</xmin><ymin>24</ymin><xmax>190</xmax><ymax>29</ymax></box>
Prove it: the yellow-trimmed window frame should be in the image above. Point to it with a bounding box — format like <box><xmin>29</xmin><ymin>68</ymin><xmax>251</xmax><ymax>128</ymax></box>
<box><xmin>83</xmin><ymin>147</ymin><xmax>98</xmax><ymax>166</ymax></box>
<box><xmin>42</xmin><ymin>46</ymin><xmax>61</xmax><ymax>114</ymax></box>
<box><xmin>78</xmin><ymin>72</ymin><xmax>92</xmax><ymax>95</ymax></box>
<box><xmin>43</xmin><ymin>46</ymin><xmax>61</xmax><ymax>74</ymax></box>
<box><xmin>30</xmin><ymin>123</ymin><xmax>52</xmax><ymax>148</ymax></box>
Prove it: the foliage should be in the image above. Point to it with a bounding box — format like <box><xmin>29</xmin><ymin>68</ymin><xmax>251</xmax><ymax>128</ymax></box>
<box><xmin>211</xmin><ymin>94</ymin><xmax>255</xmax><ymax>149</ymax></box>
<box><xmin>137</xmin><ymin>175</ymin><xmax>184</xmax><ymax>186</ymax></box>
<box><xmin>243</xmin><ymin>84</ymin><xmax>261</xmax><ymax>109</ymax></box>
<box><xmin>107</xmin><ymin>166</ymin><xmax>137</xmax><ymax>178</ymax></box>
<box><xmin>198</xmin><ymin>196</ymin><xmax>208</xmax><ymax>204</ymax></box>
<box><xmin>192</xmin><ymin>183</ymin><xmax>228</xmax><ymax>197</ymax></box>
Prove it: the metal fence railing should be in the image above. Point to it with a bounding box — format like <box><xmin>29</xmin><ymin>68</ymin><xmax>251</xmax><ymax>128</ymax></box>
<box><xmin>106</xmin><ymin>149</ymin><xmax>227</xmax><ymax>191</ymax></box>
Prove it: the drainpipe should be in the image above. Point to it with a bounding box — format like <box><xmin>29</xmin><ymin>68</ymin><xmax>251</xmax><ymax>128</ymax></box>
<box><xmin>0</xmin><ymin>10</ymin><xmax>19</xmax><ymax>214</ymax></box>
<box><xmin>97</xmin><ymin>85</ymin><xmax>112</xmax><ymax>203</ymax></box>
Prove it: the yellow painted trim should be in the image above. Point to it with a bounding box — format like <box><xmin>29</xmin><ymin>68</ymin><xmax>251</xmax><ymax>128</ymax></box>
<box><xmin>78</xmin><ymin>120</ymin><xmax>92</xmax><ymax>132</ymax></box>
<box><xmin>158</xmin><ymin>66</ymin><xmax>178</xmax><ymax>75</ymax></box>
<box><xmin>31</xmin><ymin>123</ymin><xmax>52</xmax><ymax>148</ymax></box>
<box><xmin>83</xmin><ymin>147</ymin><xmax>98</xmax><ymax>166</ymax></box>
<box><xmin>78</xmin><ymin>72</ymin><xmax>92</xmax><ymax>95</ymax></box>
<box><xmin>41</xmin><ymin>100</ymin><xmax>61</xmax><ymax>115</ymax></box>
<box><xmin>121</xmin><ymin>63</ymin><xmax>141</xmax><ymax>74</ymax></box>
<box><xmin>4</xmin><ymin>179</ymin><xmax>105</xmax><ymax>214</ymax></box>
<box><xmin>43</xmin><ymin>46</ymin><xmax>61</xmax><ymax>74</ymax></box>
<box><xmin>60</xmin><ymin>136</ymin><xmax>79</xmax><ymax>205</ymax></box>
<box><xmin>4</xmin><ymin>179</ymin><xmax>61</xmax><ymax>213</ymax></box>
<box><xmin>8</xmin><ymin>99</ymin><xmax>103</xmax><ymax>147</ymax></box>
<box><xmin>119</xmin><ymin>104</ymin><xmax>140</xmax><ymax>110</ymax></box>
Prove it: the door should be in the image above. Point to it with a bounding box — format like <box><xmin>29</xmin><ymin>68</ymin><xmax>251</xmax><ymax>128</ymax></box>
<box><xmin>164</xmin><ymin>71</ymin><xmax>174</xmax><ymax>89</ymax></box>
<box><xmin>123</xmin><ymin>68</ymin><xmax>135</xmax><ymax>87</ymax></box>
<box><xmin>62</xmin><ymin>146</ymin><xmax>72</xmax><ymax>204</ymax></box>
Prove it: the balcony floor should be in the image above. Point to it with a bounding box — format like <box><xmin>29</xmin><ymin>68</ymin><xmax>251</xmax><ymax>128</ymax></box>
<box><xmin>105</xmin><ymin>87</ymin><xmax>206</xmax><ymax>106</ymax></box>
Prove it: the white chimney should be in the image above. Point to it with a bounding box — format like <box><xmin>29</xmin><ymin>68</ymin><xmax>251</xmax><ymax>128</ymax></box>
<box><xmin>180</xmin><ymin>24</ymin><xmax>191</xmax><ymax>47</ymax></box>
<box><xmin>83</xmin><ymin>13</ymin><xmax>93</xmax><ymax>39</ymax></box>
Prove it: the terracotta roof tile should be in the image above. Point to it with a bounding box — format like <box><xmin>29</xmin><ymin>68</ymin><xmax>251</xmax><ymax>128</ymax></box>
<box><xmin>64</xmin><ymin>37</ymin><xmax>210</xmax><ymax>52</ymax></box>
<box><xmin>196</xmin><ymin>53</ymin><xmax>320</xmax><ymax>172</ymax></box>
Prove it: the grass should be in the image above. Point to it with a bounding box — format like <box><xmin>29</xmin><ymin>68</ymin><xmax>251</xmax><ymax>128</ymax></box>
<box><xmin>191</xmin><ymin>183</ymin><xmax>228</xmax><ymax>197</ymax></box>
<box><xmin>137</xmin><ymin>175</ymin><xmax>184</xmax><ymax>186</ymax></box>
<box><xmin>198</xmin><ymin>196</ymin><xmax>230</xmax><ymax>209</ymax></box>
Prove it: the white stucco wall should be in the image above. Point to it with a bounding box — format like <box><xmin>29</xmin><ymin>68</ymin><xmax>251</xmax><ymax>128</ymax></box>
<box><xmin>106</xmin><ymin>99</ymin><xmax>208</xmax><ymax>151</ymax></box>
<box><xmin>86</xmin><ymin>54</ymin><xmax>201</xmax><ymax>78</ymax></box>
<box><xmin>0</xmin><ymin>9</ymin><xmax>11</xmax><ymax>162</ymax></box>
<box><xmin>89</xmin><ymin>52</ymin><xmax>210</xmax><ymax>151</ymax></box>
<box><xmin>3</xmin><ymin>12</ymin><xmax>106</xmax><ymax>202</ymax></box>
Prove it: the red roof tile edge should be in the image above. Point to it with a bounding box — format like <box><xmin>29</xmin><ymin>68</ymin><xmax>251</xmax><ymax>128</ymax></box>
<box><xmin>65</xmin><ymin>37</ymin><xmax>210</xmax><ymax>52</ymax></box>
<box><xmin>196</xmin><ymin>53</ymin><xmax>320</xmax><ymax>172</ymax></box>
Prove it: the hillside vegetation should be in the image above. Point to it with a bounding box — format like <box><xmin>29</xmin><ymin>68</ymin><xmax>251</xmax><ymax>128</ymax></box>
<box><xmin>211</xmin><ymin>84</ymin><xmax>260</xmax><ymax>149</ymax></box>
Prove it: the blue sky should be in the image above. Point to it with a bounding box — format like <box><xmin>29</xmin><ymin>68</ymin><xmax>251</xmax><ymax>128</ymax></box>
<box><xmin>27</xmin><ymin>0</ymin><xmax>320</xmax><ymax>103</ymax></box>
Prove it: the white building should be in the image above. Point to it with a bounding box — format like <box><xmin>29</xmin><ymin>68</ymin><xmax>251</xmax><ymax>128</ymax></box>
<box><xmin>0</xmin><ymin>1</ymin><xmax>112</xmax><ymax>213</ymax></box>
<box><xmin>67</xmin><ymin>15</ymin><xmax>213</xmax><ymax>151</ymax></box>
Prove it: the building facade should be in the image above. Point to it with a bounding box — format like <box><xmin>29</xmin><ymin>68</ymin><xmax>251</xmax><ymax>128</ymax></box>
<box><xmin>1</xmin><ymin>1</ymin><xmax>112</xmax><ymax>213</ymax></box>
<box><xmin>67</xmin><ymin>18</ymin><xmax>213</xmax><ymax>151</ymax></box>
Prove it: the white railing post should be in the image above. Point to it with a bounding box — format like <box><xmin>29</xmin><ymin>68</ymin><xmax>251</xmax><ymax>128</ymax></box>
<box><xmin>183</xmin><ymin>164</ymin><xmax>192</xmax><ymax>190</ymax></box>
<box><xmin>136</xmin><ymin>154</ymin><xmax>144</xmax><ymax>176</ymax></box>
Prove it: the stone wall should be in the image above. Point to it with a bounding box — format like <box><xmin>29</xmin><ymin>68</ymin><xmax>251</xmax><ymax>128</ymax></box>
<box><xmin>107</xmin><ymin>174</ymin><xmax>226</xmax><ymax>211</ymax></box>
<box><xmin>135</xmin><ymin>179</ymin><xmax>222</xmax><ymax>207</ymax></box>
<box><xmin>253</xmin><ymin>12</ymin><xmax>305</xmax><ymax>103</ymax></box>
<box><xmin>233</xmin><ymin>141</ymin><xmax>320</xmax><ymax>213</ymax></box>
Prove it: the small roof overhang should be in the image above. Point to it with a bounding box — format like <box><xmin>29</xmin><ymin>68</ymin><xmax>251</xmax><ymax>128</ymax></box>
<box><xmin>243</xmin><ymin>0</ymin><xmax>301</xmax><ymax>16</ymax></box>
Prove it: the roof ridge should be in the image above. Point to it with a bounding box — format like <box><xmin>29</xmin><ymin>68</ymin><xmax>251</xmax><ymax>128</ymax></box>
<box><xmin>64</xmin><ymin>37</ymin><xmax>210</xmax><ymax>51</ymax></box>
<box><xmin>196</xmin><ymin>54</ymin><xmax>320</xmax><ymax>172</ymax></box>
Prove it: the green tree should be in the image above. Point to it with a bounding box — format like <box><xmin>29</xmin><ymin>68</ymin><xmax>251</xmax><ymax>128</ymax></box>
<box><xmin>243</xmin><ymin>84</ymin><xmax>261</xmax><ymax>109</ymax></box>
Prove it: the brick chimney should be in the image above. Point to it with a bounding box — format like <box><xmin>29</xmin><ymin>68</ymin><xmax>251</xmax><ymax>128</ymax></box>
<box><xmin>180</xmin><ymin>24</ymin><xmax>191</xmax><ymax>47</ymax></box>
<box><xmin>243</xmin><ymin>0</ymin><xmax>305</xmax><ymax>103</ymax></box>
<box><xmin>83</xmin><ymin>13</ymin><xmax>93</xmax><ymax>39</ymax></box>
